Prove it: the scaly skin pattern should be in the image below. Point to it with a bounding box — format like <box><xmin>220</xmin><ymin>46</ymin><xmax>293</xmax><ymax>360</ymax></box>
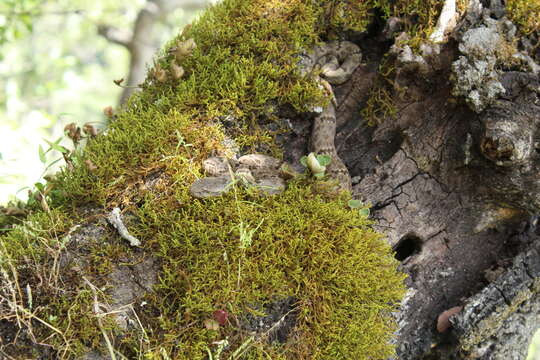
<box><xmin>301</xmin><ymin>40</ymin><xmax>362</xmax><ymax>192</ymax></box>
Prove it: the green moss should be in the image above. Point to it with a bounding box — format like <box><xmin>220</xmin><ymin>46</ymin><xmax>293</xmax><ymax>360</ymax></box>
<box><xmin>324</xmin><ymin>0</ymin><xmax>469</xmax><ymax>44</ymax></box>
<box><xmin>324</xmin><ymin>0</ymin><xmax>381</xmax><ymax>33</ymax></box>
<box><xmin>1</xmin><ymin>0</ymin><xmax>408</xmax><ymax>358</ymax></box>
<box><xmin>124</xmin><ymin>182</ymin><xmax>405</xmax><ymax>359</ymax></box>
<box><xmin>387</xmin><ymin>0</ymin><xmax>469</xmax><ymax>48</ymax></box>
<box><xmin>53</xmin><ymin>0</ymin><xmax>332</xmax><ymax>205</ymax></box>
<box><xmin>361</xmin><ymin>56</ymin><xmax>398</xmax><ymax>125</ymax></box>
<box><xmin>506</xmin><ymin>0</ymin><xmax>540</xmax><ymax>35</ymax></box>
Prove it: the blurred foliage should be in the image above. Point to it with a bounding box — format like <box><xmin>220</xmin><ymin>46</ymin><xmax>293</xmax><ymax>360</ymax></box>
<box><xmin>0</xmin><ymin>0</ymin><xmax>206</xmax><ymax>204</ymax></box>
<box><xmin>529</xmin><ymin>328</ymin><xmax>540</xmax><ymax>360</ymax></box>
<box><xmin>0</xmin><ymin>0</ymin><xmax>46</xmax><ymax>47</ymax></box>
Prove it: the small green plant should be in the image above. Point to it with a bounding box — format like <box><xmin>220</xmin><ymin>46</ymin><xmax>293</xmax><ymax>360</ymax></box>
<box><xmin>38</xmin><ymin>137</ymin><xmax>69</xmax><ymax>174</ymax></box>
<box><xmin>238</xmin><ymin>219</ymin><xmax>264</xmax><ymax>249</ymax></box>
<box><xmin>348</xmin><ymin>199</ymin><xmax>370</xmax><ymax>217</ymax></box>
<box><xmin>300</xmin><ymin>152</ymin><xmax>332</xmax><ymax>178</ymax></box>
<box><xmin>175</xmin><ymin>129</ymin><xmax>193</xmax><ymax>150</ymax></box>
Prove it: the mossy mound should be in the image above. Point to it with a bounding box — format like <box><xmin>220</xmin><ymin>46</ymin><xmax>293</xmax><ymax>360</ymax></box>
<box><xmin>128</xmin><ymin>184</ymin><xmax>405</xmax><ymax>359</ymax></box>
<box><xmin>1</xmin><ymin>0</ymin><xmax>408</xmax><ymax>358</ymax></box>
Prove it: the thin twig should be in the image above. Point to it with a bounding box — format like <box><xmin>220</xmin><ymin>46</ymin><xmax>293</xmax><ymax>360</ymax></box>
<box><xmin>82</xmin><ymin>277</ymin><xmax>117</xmax><ymax>360</ymax></box>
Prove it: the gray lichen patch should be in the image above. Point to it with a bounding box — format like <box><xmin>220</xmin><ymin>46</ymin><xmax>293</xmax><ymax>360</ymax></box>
<box><xmin>460</xmin><ymin>26</ymin><xmax>505</xmax><ymax>58</ymax></box>
<box><xmin>450</xmin><ymin>240</ymin><xmax>540</xmax><ymax>358</ymax></box>
<box><xmin>452</xmin><ymin>25</ymin><xmax>508</xmax><ymax>113</ymax></box>
<box><xmin>450</xmin><ymin>6</ymin><xmax>527</xmax><ymax>114</ymax></box>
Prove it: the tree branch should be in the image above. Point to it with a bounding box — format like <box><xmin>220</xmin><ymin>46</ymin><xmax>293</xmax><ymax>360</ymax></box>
<box><xmin>97</xmin><ymin>25</ymin><xmax>132</xmax><ymax>48</ymax></box>
<box><xmin>99</xmin><ymin>0</ymin><xmax>215</xmax><ymax>106</ymax></box>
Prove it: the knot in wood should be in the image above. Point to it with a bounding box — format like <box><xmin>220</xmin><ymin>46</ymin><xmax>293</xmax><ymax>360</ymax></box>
<box><xmin>480</xmin><ymin>136</ymin><xmax>515</xmax><ymax>165</ymax></box>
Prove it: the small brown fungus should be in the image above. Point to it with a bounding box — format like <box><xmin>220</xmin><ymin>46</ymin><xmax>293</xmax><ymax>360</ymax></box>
<box><xmin>436</xmin><ymin>306</ymin><xmax>463</xmax><ymax>333</ymax></box>
<box><xmin>83</xmin><ymin>123</ymin><xmax>98</xmax><ymax>137</ymax></box>
<box><xmin>173</xmin><ymin>38</ymin><xmax>197</xmax><ymax>62</ymax></box>
<box><xmin>64</xmin><ymin>122</ymin><xmax>82</xmax><ymax>143</ymax></box>
<box><xmin>153</xmin><ymin>64</ymin><xmax>168</xmax><ymax>83</ymax></box>
<box><xmin>103</xmin><ymin>106</ymin><xmax>114</xmax><ymax>118</ymax></box>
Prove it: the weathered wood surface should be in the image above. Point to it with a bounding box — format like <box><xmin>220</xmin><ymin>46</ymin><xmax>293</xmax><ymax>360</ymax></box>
<box><xmin>275</xmin><ymin>1</ymin><xmax>540</xmax><ymax>358</ymax></box>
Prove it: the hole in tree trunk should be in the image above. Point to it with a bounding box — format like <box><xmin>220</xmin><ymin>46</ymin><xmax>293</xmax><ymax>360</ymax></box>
<box><xmin>394</xmin><ymin>234</ymin><xmax>422</xmax><ymax>261</ymax></box>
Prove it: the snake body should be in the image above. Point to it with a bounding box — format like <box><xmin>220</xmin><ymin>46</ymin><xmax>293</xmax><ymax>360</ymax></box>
<box><xmin>301</xmin><ymin>41</ymin><xmax>362</xmax><ymax>192</ymax></box>
<box><xmin>192</xmin><ymin>41</ymin><xmax>362</xmax><ymax>197</ymax></box>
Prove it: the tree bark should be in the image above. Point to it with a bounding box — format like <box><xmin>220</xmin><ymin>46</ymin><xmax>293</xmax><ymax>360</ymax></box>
<box><xmin>272</xmin><ymin>1</ymin><xmax>540</xmax><ymax>358</ymax></box>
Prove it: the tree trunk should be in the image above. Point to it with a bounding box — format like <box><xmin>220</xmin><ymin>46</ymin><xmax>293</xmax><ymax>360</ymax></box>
<box><xmin>1</xmin><ymin>0</ymin><xmax>539</xmax><ymax>359</ymax></box>
<box><xmin>274</xmin><ymin>1</ymin><xmax>540</xmax><ymax>358</ymax></box>
<box><xmin>338</xmin><ymin>2</ymin><xmax>540</xmax><ymax>359</ymax></box>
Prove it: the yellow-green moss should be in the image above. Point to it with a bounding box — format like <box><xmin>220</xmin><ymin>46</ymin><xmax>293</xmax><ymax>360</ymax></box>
<box><xmin>388</xmin><ymin>0</ymin><xmax>469</xmax><ymax>48</ymax></box>
<box><xmin>1</xmin><ymin>0</ymin><xmax>408</xmax><ymax>358</ymax></box>
<box><xmin>323</xmin><ymin>0</ymin><xmax>469</xmax><ymax>45</ymax></box>
<box><xmin>125</xmin><ymin>183</ymin><xmax>405</xmax><ymax>359</ymax></box>
<box><xmin>361</xmin><ymin>56</ymin><xmax>398</xmax><ymax>125</ymax></box>
<box><xmin>506</xmin><ymin>0</ymin><xmax>540</xmax><ymax>35</ymax></box>
<box><xmin>54</xmin><ymin>0</ymin><xmax>331</xmax><ymax>205</ymax></box>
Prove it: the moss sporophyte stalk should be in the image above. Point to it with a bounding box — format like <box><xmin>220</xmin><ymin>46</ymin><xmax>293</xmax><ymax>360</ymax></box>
<box><xmin>13</xmin><ymin>0</ymin><xmax>499</xmax><ymax>358</ymax></box>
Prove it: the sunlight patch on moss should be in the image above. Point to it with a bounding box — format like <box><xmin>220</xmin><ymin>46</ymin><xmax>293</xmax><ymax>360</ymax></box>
<box><xmin>506</xmin><ymin>0</ymin><xmax>540</xmax><ymax>35</ymax></box>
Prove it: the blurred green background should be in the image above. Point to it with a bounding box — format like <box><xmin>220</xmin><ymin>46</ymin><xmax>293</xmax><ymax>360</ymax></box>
<box><xmin>0</xmin><ymin>0</ymin><xmax>213</xmax><ymax>204</ymax></box>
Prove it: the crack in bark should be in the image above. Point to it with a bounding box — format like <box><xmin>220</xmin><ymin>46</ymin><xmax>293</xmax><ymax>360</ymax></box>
<box><xmin>493</xmin><ymin>284</ymin><xmax>512</xmax><ymax>306</ymax></box>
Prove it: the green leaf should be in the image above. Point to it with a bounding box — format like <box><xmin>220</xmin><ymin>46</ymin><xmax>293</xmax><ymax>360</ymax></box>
<box><xmin>348</xmin><ymin>199</ymin><xmax>363</xmax><ymax>209</ymax></box>
<box><xmin>316</xmin><ymin>154</ymin><xmax>332</xmax><ymax>166</ymax></box>
<box><xmin>300</xmin><ymin>156</ymin><xmax>307</xmax><ymax>167</ymax></box>
<box><xmin>358</xmin><ymin>208</ymin><xmax>370</xmax><ymax>217</ymax></box>
<box><xmin>38</xmin><ymin>145</ymin><xmax>46</xmax><ymax>163</ymax></box>
<box><xmin>45</xmin><ymin>138</ymin><xmax>68</xmax><ymax>153</ymax></box>
<box><xmin>34</xmin><ymin>182</ymin><xmax>44</xmax><ymax>192</ymax></box>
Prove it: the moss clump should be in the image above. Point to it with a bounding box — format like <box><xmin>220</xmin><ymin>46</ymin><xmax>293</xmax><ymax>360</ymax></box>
<box><xmin>506</xmin><ymin>0</ymin><xmax>540</xmax><ymax>35</ymax></box>
<box><xmin>0</xmin><ymin>209</ymin><xmax>100</xmax><ymax>356</ymax></box>
<box><xmin>54</xmin><ymin>0</ymin><xmax>332</xmax><ymax>205</ymax></box>
<box><xmin>126</xmin><ymin>183</ymin><xmax>405</xmax><ymax>359</ymax></box>
<box><xmin>387</xmin><ymin>0</ymin><xmax>469</xmax><ymax>48</ymax></box>
<box><xmin>323</xmin><ymin>0</ymin><xmax>469</xmax><ymax>45</ymax></box>
<box><xmin>2</xmin><ymin>0</ymin><xmax>408</xmax><ymax>358</ymax></box>
<box><xmin>361</xmin><ymin>55</ymin><xmax>398</xmax><ymax>125</ymax></box>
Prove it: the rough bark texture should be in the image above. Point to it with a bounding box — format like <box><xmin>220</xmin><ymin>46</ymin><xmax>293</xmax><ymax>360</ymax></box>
<box><xmin>274</xmin><ymin>1</ymin><xmax>540</xmax><ymax>359</ymax></box>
